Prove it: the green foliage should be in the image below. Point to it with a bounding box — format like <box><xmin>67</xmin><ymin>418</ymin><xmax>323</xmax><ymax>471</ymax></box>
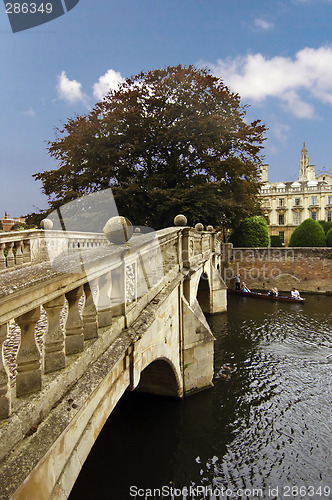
<box><xmin>24</xmin><ymin>210</ymin><xmax>50</xmax><ymax>228</ymax></box>
<box><xmin>33</xmin><ymin>65</ymin><xmax>267</xmax><ymax>230</ymax></box>
<box><xmin>326</xmin><ymin>227</ymin><xmax>332</xmax><ymax>247</ymax></box>
<box><xmin>10</xmin><ymin>221</ymin><xmax>38</xmax><ymax>231</ymax></box>
<box><xmin>270</xmin><ymin>235</ymin><xmax>283</xmax><ymax>247</ymax></box>
<box><xmin>289</xmin><ymin>218</ymin><xmax>326</xmax><ymax>247</ymax></box>
<box><xmin>228</xmin><ymin>215</ymin><xmax>270</xmax><ymax>247</ymax></box>
<box><xmin>319</xmin><ymin>220</ymin><xmax>332</xmax><ymax>235</ymax></box>
<box><xmin>10</xmin><ymin>222</ymin><xmax>27</xmax><ymax>231</ymax></box>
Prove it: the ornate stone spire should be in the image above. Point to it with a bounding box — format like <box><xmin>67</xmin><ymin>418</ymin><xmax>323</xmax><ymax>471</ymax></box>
<box><xmin>298</xmin><ymin>142</ymin><xmax>315</xmax><ymax>181</ymax></box>
<box><xmin>299</xmin><ymin>142</ymin><xmax>309</xmax><ymax>181</ymax></box>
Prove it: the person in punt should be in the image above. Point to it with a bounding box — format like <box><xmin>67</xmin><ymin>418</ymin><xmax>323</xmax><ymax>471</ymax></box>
<box><xmin>291</xmin><ymin>287</ymin><xmax>303</xmax><ymax>300</ymax></box>
<box><xmin>241</xmin><ymin>282</ymin><xmax>251</xmax><ymax>292</ymax></box>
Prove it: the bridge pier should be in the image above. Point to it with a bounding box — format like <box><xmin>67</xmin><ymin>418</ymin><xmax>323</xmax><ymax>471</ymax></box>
<box><xmin>182</xmin><ymin>297</ymin><xmax>215</xmax><ymax>395</ymax></box>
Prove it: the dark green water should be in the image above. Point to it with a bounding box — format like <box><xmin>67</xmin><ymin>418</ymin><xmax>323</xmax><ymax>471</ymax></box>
<box><xmin>69</xmin><ymin>294</ymin><xmax>332</xmax><ymax>500</ymax></box>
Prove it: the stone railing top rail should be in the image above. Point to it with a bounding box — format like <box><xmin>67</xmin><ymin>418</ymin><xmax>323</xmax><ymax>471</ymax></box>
<box><xmin>0</xmin><ymin>229</ymin><xmax>109</xmax><ymax>242</ymax></box>
<box><xmin>0</xmin><ymin>229</ymin><xmax>43</xmax><ymax>242</ymax></box>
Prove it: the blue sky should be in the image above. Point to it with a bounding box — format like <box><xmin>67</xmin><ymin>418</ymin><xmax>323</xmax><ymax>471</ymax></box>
<box><xmin>2</xmin><ymin>0</ymin><xmax>332</xmax><ymax>217</ymax></box>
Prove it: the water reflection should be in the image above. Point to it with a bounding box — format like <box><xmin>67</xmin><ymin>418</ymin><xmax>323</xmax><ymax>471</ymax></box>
<box><xmin>70</xmin><ymin>294</ymin><xmax>332</xmax><ymax>500</ymax></box>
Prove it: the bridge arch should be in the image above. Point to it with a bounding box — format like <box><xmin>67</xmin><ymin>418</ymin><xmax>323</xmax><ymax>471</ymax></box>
<box><xmin>196</xmin><ymin>271</ymin><xmax>211</xmax><ymax>314</ymax></box>
<box><xmin>135</xmin><ymin>358</ymin><xmax>182</xmax><ymax>398</ymax></box>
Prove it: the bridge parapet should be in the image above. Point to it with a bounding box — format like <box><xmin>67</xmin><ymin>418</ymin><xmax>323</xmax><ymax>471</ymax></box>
<box><xmin>0</xmin><ymin>229</ymin><xmax>109</xmax><ymax>271</ymax></box>
<box><xmin>0</xmin><ymin>226</ymin><xmax>225</xmax><ymax>499</ymax></box>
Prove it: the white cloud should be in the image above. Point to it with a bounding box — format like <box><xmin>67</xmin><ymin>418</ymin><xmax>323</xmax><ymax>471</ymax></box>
<box><xmin>282</xmin><ymin>91</ymin><xmax>316</xmax><ymax>119</ymax></box>
<box><xmin>254</xmin><ymin>18</ymin><xmax>273</xmax><ymax>30</ymax></box>
<box><xmin>23</xmin><ymin>107</ymin><xmax>36</xmax><ymax>117</ymax></box>
<box><xmin>57</xmin><ymin>71</ymin><xmax>89</xmax><ymax>106</ymax></box>
<box><xmin>93</xmin><ymin>69</ymin><xmax>124</xmax><ymax>100</ymax></box>
<box><xmin>207</xmin><ymin>45</ymin><xmax>332</xmax><ymax>118</ymax></box>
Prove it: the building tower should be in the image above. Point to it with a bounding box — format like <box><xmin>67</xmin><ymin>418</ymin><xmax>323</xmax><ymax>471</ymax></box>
<box><xmin>298</xmin><ymin>142</ymin><xmax>315</xmax><ymax>181</ymax></box>
<box><xmin>260</xmin><ymin>164</ymin><xmax>268</xmax><ymax>183</ymax></box>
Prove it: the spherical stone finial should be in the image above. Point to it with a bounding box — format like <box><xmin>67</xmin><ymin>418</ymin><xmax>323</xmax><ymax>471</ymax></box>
<box><xmin>174</xmin><ymin>214</ymin><xmax>187</xmax><ymax>226</ymax></box>
<box><xmin>195</xmin><ymin>223</ymin><xmax>204</xmax><ymax>232</ymax></box>
<box><xmin>40</xmin><ymin>218</ymin><xmax>53</xmax><ymax>230</ymax></box>
<box><xmin>206</xmin><ymin>225</ymin><xmax>214</xmax><ymax>232</ymax></box>
<box><xmin>103</xmin><ymin>216</ymin><xmax>133</xmax><ymax>245</ymax></box>
<box><xmin>134</xmin><ymin>227</ymin><xmax>141</xmax><ymax>233</ymax></box>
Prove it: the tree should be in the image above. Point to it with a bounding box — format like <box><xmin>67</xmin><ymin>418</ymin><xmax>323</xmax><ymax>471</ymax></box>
<box><xmin>24</xmin><ymin>210</ymin><xmax>50</xmax><ymax>229</ymax></box>
<box><xmin>319</xmin><ymin>220</ymin><xmax>332</xmax><ymax>235</ymax></box>
<box><xmin>289</xmin><ymin>218</ymin><xmax>326</xmax><ymax>247</ymax></box>
<box><xmin>228</xmin><ymin>215</ymin><xmax>270</xmax><ymax>247</ymax></box>
<box><xmin>270</xmin><ymin>235</ymin><xmax>283</xmax><ymax>247</ymax></box>
<box><xmin>34</xmin><ymin>65</ymin><xmax>267</xmax><ymax>229</ymax></box>
<box><xmin>326</xmin><ymin>227</ymin><xmax>332</xmax><ymax>247</ymax></box>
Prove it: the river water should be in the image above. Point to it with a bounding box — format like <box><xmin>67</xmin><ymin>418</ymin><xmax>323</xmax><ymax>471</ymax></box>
<box><xmin>69</xmin><ymin>294</ymin><xmax>332</xmax><ymax>500</ymax></box>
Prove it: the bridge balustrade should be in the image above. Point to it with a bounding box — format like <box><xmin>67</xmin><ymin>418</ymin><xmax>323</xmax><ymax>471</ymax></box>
<box><xmin>0</xmin><ymin>230</ymin><xmax>109</xmax><ymax>271</ymax></box>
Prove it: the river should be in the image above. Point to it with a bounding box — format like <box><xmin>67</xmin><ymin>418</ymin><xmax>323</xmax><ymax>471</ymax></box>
<box><xmin>69</xmin><ymin>294</ymin><xmax>332</xmax><ymax>500</ymax></box>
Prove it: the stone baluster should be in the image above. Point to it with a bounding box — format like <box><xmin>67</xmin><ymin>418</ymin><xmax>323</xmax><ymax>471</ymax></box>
<box><xmin>6</xmin><ymin>242</ymin><xmax>15</xmax><ymax>268</ymax></box>
<box><xmin>22</xmin><ymin>239</ymin><xmax>31</xmax><ymax>263</ymax></box>
<box><xmin>0</xmin><ymin>243</ymin><xmax>6</xmax><ymax>270</ymax></box>
<box><xmin>43</xmin><ymin>295</ymin><xmax>66</xmax><ymax>373</ymax></box>
<box><xmin>97</xmin><ymin>272</ymin><xmax>113</xmax><ymax>327</ymax></box>
<box><xmin>0</xmin><ymin>323</ymin><xmax>11</xmax><ymax>418</ymax></box>
<box><xmin>15</xmin><ymin>240</ymin><xmax>24</xmax><ymax>265</ymax></box>
<box><xmin>16</xmin><ymin>307</ymin><xmax>42</xmax><ymax>397</ymax></box>
<box><xmin>83</xmin><ymin>280</ymin><xmax>99</xmax><ymax>340</ymax></box>
<box><xmin>65</xmin><ymin>286</ymin><xmax>84</xmax><ymax>355</ymax></box>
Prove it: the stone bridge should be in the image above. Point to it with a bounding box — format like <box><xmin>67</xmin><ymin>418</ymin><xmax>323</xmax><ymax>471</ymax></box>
<box><xmin>0</xmin><ymin>225</ymin><xmax>226</xmax><ymax>499</ymax></box>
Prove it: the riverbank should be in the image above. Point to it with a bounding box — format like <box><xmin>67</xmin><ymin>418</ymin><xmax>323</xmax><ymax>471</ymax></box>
<box><xmin>222</xmin><ymin>245</ymin><xmax>332</xmax><ymax>294</ymax></box>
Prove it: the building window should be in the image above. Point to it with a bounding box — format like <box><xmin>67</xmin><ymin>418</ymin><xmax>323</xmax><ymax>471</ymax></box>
<box><xmin>328</xmin><ymin>211</ymin><xmax>332</xmax><ymax>222</ymax></box>
<box><xmin>279</xmin><ymin>213</ymin><xmax>285</xmax><ymax>225</ymax></box>
<box><xmin>311</xmin><ymin>196</ymin><xmax>317</xmax><ymax>205</ymax></box>
<box><xmin>311</xmin><ymin>211</ymin><xmax>317</xmax><ymax>220</ymax></box>
<box><xmin>294</xmin><ymin>198</ymin><xmax>301</xmax><ymax>206</ymax></box>
<box><xmin>278</xmin><ymin>198</ymin><xmax>285</xmax><ymax>207</ymax></box>
<box><xmin>294</xmin><ymin>212</ymin><xmax>301</xmax><ymax>225</ymax></box>
<box><xmin>328</xmin><ymin>196</ymin><xmax>332</xmax><ymax>205</ymax></box>
<box><xmin>279</xmin><ymin>231</ymin><xmax>285</xmax><ymax>244</ymax></box>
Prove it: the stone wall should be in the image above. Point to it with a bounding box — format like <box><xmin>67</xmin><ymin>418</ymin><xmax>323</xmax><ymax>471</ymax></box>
<box><xmin>222</xmin><ymin>244</ymin><xmax>332</xmax><ymax>293</ymax></box>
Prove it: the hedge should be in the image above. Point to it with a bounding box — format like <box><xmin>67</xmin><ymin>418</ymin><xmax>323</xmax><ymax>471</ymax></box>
<box><xmin>289</xmin><ymin>218</ymin><xmax>326</xmax><ymax>247</ymax></box>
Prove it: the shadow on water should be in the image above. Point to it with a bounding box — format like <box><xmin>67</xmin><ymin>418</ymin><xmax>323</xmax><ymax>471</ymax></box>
<box><xmin>69</xmin><ymin>294</ymin><xmax>332</xmax><ymax>500</ymax></box>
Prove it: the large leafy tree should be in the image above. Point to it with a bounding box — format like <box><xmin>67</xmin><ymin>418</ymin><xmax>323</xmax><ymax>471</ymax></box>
<box><xmin>34</xmin><ymin>65</ymin><xmax>267</xmax><ymax>229</ymax></box>
<box><xmin>228</xmin><ymin>215</ymin><xmax>270</xmax><ymax>247</ymax></box>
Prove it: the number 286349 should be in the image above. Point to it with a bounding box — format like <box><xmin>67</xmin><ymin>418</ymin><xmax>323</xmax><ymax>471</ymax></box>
<box><xmin>5</xmin><ymin>3</ymin><xmax>53</xmax><ymax>14</ymax></box>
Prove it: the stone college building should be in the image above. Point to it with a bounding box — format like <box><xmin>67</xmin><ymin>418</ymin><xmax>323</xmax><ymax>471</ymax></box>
<box><xmin>259</xmin><ymin>143</ymin><xmax>332</xmax><ymax>245</ymax></box>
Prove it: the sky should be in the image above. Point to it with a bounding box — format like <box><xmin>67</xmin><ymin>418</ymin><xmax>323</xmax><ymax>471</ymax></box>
<box><xmin>2</xmin><ymin>0</ymin><xmax>332</xmax><ymax>217</ymax></box>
